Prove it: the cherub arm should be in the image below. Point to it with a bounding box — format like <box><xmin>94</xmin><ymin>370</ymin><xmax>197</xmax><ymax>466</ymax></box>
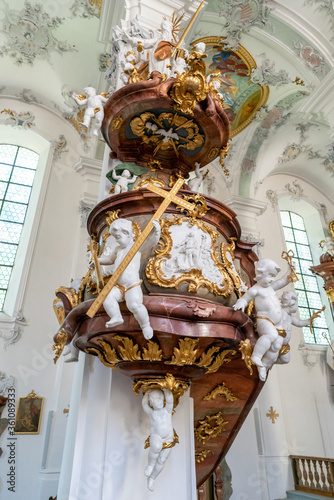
<box><xmin>272</xmin><ymin>269</ymin><xmax>291</xmax><ymax>291</ymax></box>
<box><xmin>128</xmin><ymin>174</ymin><xmax>138</xmax><ymax>183</ymax></box>
<box><xmin>72</xmin><ymin>93</ymin><xmax>87</xmax><ymax>106</ymax></box>
<box><xmin>141</xmin><ymin>219</ymin><xmax>161</xmax><ymax>251</ymax></box>
<box><xmin>89</xmin><ymin>246</ymin><xmax>117</xmax><ymax>268</ymax></box>
<box><xmin>233</xmin><ymin>285</ymin><xmax>258</xmax><ymax>311</ymax></box>
<box><xmin>291</xmin><ymin>316</ymin><xmax>310</xmax><ymax>328</ymax></box>
<box><xmin>142</xmin><ymin>391</ymin><xmax>152</xmax><ymax>416</ymax></box>
<box><xmin>112</xmin><ymin>169</ymin><xmax>121</xmax><ymax>181</ymax></box>
<box><xmin>163</xmin><ymin>388</ymin><xmax>174</xmax><ymax>414</ymax></box>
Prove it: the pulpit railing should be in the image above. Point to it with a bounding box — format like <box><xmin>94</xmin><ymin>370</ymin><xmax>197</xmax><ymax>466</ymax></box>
<box><xmin>291</xmin><ymin>455</ymin><xmax>334</xmax><ymax>497</ymax></box>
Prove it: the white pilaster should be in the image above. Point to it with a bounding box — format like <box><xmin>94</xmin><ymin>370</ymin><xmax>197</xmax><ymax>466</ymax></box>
<box><xmin>224</xmin><ymin>195</ymin><xmax>268</xmax><ymax>239</ymax></box>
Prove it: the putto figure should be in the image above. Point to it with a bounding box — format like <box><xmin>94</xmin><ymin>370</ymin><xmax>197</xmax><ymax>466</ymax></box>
<box><xmin>111</xmin><ymin>168</ymin><xmax>137</xmax><ymax>194</ymax></box>
<box><xmin>72</xmin><ymin>87</ymin><xmax>108</xmax><ymax>136</ymax></box>
<box><xmin>233</xmin><ymin>258</ymin><xmax>292</xmax><ymax>380</ymax></box>
<box><xmin>90</xmin><ymin>218</ymin><xmax>160</xmax><ymax>339</ymax></box>
<box><xmin>142</xmin><ymin>388</ymin><xmax>176</xmax><ymax>491</ymax></box>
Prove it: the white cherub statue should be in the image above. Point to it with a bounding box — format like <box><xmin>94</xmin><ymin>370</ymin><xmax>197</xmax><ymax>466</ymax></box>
<box><xmin>90</xmin><ymin>218</ymin><xmax>160</xmax><ymax>339</ymax></box>
<box><xmin>188</xmin><ymin>162</ymin><xmax>208</xmax><ymax>192</ymax></box>
<box><xmin>72</xmin><ymin>87</ymin><xmax>108</xmax><ymax>136</ymax></box>
<box><xmin>233</xmin><ymin>258</ymin><xmax>292</xmax><ymax>381</ymax></box>
<box><xmin>142</xmin><ymin>388</ymin><xmax>175</xmax><ymax>491</ymax></box>
<box><xmin>111</xmin><ymin>168</ymin><xmax>137</xmax><ymax>194</ymax></box>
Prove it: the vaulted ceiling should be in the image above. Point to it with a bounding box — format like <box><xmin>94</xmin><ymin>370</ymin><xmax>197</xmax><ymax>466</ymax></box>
<box><xmin>0</xmin><ymin>0</ymin><xmax>333</xmax><ymax>200</ymax></box>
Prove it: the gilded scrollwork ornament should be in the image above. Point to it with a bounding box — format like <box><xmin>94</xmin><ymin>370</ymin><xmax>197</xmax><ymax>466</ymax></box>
<box><xmin>195</xmin><ymin>449</ymin><xmax>214</xmax><ymax>463</ymax></box>
<box><xmin>203</xmin><ymin>383</ymin><xmax>238</xmax><ymax>402</ymax></box>
<box><xmin>195</xmin><ymin>412</ymin><xmax>228</xmax><ymax>444</ymax></box>
<box><xmin>52</xmin><ymin>329</ymin><xmax>68</xmax><ymax>364</ymax></box>
<box><xmin>146</xmin><ymin>215</ymin><xmax>234</xmax><ymax>296</ymax></box>
<box><xmin>239</xmin><ymin>339</ymin><xmax>254</xmax><ymax>375</ymax></box>
<box><xmin>133</xmin><ymin>373</ymin><xmax>189</xmax><ymax>409</ymax></box>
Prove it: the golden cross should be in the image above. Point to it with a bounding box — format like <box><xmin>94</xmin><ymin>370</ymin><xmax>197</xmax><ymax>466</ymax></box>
<box><xmin>86</xmin><ymin>178</ymin><xmax>196</xmax><ymax>318</ymax></box>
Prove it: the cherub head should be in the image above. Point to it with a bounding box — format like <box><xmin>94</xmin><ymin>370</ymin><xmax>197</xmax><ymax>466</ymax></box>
<box><xmin>148</xmin><ymin>389</ymin><xmax>165</xmax><ymax>410</ymax></box>
<box><xmin>254</xmin><ymin>258</ymin><xmax>281</xmax><ymax>288</ymax></box>
<box><xmin>122</xmin><ymin>169</ymin><xmax>131</xmax><ymax>178</ymax></box>
<box><xmin>83</xmin><ymin>87</ymin><xmax>96</xmax><ymax>97</ymax></box>
<box><xmin>280</xmin><ymin>291</ymin><xmax>298</xmax><ymax>313</ymax></box>
<box><xmin>109</xmin><ymin>219</ymin><xmax>134</xmax><ymax>248</ymax></box>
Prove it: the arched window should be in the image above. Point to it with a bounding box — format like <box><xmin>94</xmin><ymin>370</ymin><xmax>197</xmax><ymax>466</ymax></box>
<box><xmin>0</xmin><ymin>144</ymin><xmax>39</xmax><ymax>311</ymax></box>
<box><xmin>280</xmin><ymin>210</ymin><xmax>330</xmax><ymax>344</ymax></box>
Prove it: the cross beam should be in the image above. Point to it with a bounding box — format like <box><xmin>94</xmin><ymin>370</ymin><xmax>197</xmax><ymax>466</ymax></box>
<box><xmin>86</xmin><ymin>177</ymin><xmax>192</xmax><ymax>318</ymax></box>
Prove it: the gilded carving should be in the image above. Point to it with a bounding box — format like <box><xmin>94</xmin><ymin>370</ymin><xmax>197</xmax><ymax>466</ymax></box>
<box><xmin>239</xmin><ymin>339</ymin><xmax>254</xmax><ymax>375</ymax></box>
<box><xmin>165</xmin><ymin>338</ymin><xmax>199</xmax><ymax>366</ymax></box>
<box><xmin>195</xmin><ymin>449</ymin><xmax>213</xmax><ymax>463</ymax></box>
<box><xmin>177</xmin><ymin>193</ymin><xmax>209</xmax><ymax>218</ymax></box>
<box><xmin>52</xmin><ymin>329</ymin><xmax>67</xmax><ymax>364</ymax></box>
<box><xmin>142</xmin><ymin>340</ymin><xmax>163</xmax><ymax>361</ymax></box>
<box><xmin>55</xmin><ymin>286</ymin><xmax>79</xmax><ymax>309</ymax></box>
<box><xmin>266</xmin><ymin>406</ymin><xmax>279</xmax><ymax>424</ymax></box>
<box><xmin>146</xmin><ymin>215</ymin><xmax>234</xmax><ymax>296</ymax></box>
<box><xmin>133</xmin><ymin>373</ymin><xmax>189</xmax><ymax>408</ymax></box>
<box><xmin>53</xmin><ymin>298</ymin><xmax>65</xmax><ymax>325</ymax></box>
<box><xmin>114</xmin><ymin>335</ymin><xmax>142</xmax><ymax>361</ymax></box>
<box><xmin>195</xmin><ymin>412</ymin><xmax>228</xmax><ymax>444</ymax></box>
<box><xmin>129</xmin><ymin>112</ymin><xmax>204</xmax><ymax>155</ymax></box>
<box><xmin>203</xmin><ymin>383</ymin><xmax>238</xmax><ymax>402</ymax></box>
<box><xmin>221</xmin><ymin>238</ymin><xmax>248</xmax><ymax>297</ymax></box>
<box><xmin>170</xmin><ymin>43</ymin><xmax>210</xmax><ymax>115</ymax></box>
<box><xmin>111</xmin><ymin>116</ymin><xmax>123</xmax><ymax>131</ymax></box>
<box><xmin>85</xmin><ymin>339</ymin><xmax>121</xmax><ymax>368</ymax></box>
<box><xmin>204</xmin><ymin>350</ymin><xmax>236</xmax><ymax>373</ymax></box>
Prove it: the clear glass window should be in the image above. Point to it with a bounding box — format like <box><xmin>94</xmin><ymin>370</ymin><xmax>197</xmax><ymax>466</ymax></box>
<box><xmin>0</xmin><ymin>145</ymin><xmax>39</xmax><ymax>311</ymax></box>
<box><xmin>280</xmin><ymin>210</ymin><xmax>330</xmax><ymax>345</ymax></box>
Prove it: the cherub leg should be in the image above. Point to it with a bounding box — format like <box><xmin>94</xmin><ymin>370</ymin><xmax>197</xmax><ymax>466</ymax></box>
<box><xmin>145</xmin><ymin>434</ymin><xmax>162</xmax><ymax>479</ymax></box>
<box><xmin>103</xmin><ymin>287</ymin><xmax>123</xmax><ymax>328</ymax></box>
<box><xmin>147</xmin><ymin>447</ymin><xmax>172</xmax><ymax>491</ymax></box>
<box><xmin>252</xmin><ymin>320</ymin><xmax>278</xmax><ymax>367</ymax></box>
<box><xmin>125</xmin><ymin>288</ymin><xmax>153</xmax><ymax>339</ymax></box>
<box><xmin>80</xmin><ymin>108</ymin><xmax>94</xmax><ymax>129</ymax></box>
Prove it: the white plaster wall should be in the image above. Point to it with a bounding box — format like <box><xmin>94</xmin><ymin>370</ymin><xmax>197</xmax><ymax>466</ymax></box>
<box><xmin>0</xmin><ymin>101</ymin><xmax>101</xmax><ymax>499</ymax></box>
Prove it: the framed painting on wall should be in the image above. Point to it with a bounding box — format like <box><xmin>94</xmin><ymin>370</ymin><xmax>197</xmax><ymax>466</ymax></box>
<box><xmin>14</xmin><ymin>390</ymin><xmax>44</xmax><ymax>434</ymax></box>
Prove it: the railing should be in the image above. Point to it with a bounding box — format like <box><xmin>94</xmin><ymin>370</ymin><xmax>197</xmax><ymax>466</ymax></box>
<box><xmin>198</xmin><ymin>465</ymin><xmax>227</xmax><ymax>500</ymax></box>
<box><xmin>291</xmin><ymin>455</ymin><xmax>334</xmax><ymax>497</ymax></box>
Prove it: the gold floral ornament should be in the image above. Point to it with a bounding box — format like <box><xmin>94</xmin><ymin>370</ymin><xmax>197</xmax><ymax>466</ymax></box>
<box><xmin>195</xmin><ymin>449</ymin><xmax>213</xmax><ymax>463</ymax></box>
<box><xmin>133</xmin><ymin>373</ymin><xmax>189</xmax><ymax>409</ymax></box>
<box><xmin>219</xmin><ymin>143</ymin><xmax>230</xmax><ymax>177</ymax></box>
<box><xmin>148</xmin><ymin>158</ymin><xmax>163</xmax><ymax>171</ymax></box>
<box><xmin>203</xmin><ymin>383</ymin><xmax>238</xmax><ymax>402</ymax></box>
<box><xmin>221</xmin><ymin>237</ymin><xmax>247</xmax><ymax>297</ymax></box>
<box><xmin>177</xmin><ymin>193</ymin><xmax>209</xmax><ymax>219</ymax></box>
<box><xmin>129</xmin><ymin>112</ymin><xmax>204</xmax><ymax>156</ymax></box>
<box><xmin>146</xmin><ymin>215</ymin><xmax>234</xmax><ymax>296</ymax></box>
<box><xmin>195</xmin><ymin>412</ymin><xmax>228</xmax><ymax>444</ymax></box>
<box><xmin>170</xmin><ymin>44</ymin><xmax>210</xmax><ymax>115</ymax></box>
<box><xmin>239</xmin><ymin>339</ymin><xmax>254</xmax><ymax>375</ymax></box>
<box><xmin>52</xmin><ymin>329</ymin><xmax>68</xmax><ymax>364</ymax></box>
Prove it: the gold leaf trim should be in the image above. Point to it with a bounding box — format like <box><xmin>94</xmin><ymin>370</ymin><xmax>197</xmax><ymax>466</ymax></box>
<box><xmin>142</xmin><ymin>340</ymin><xmax>163</xmax><ymax>361</ymax></box>
<box><xmin>165</xmin><ymin>338</ymin><xmax>199</xmax><ymax>365</ymax></box>
<box><xmin>114</xmin><ymin>335</ymin><xmax>142</xmax><ymax>361</ymax></box>
<box><xmin>203</xmin><ymin>383</ymin><xmax>238</xmax><ymax>402</ymax></box>
<box><xmin>239</xmin><ymin>339</ymin><xmax>254</xmax><ymax>375</ymax></box>
<box><xmin>52</xmin><ymin>328</ymin><xmax>67</xmax><ymax>364</ymax></box>
<box><xmin>146</xmin><ymin>216</ymin><xmax>234</xmax><ymax>297</ymax></box>
<box><xmin>195</xmin><ymin>412</ymin><xmax>228</xmax><ymax>444</ymax></box>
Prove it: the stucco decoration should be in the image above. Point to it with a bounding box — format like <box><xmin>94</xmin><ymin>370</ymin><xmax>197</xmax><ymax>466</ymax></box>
<box><xmin>16</xmin><ymin>88</ymin><xmax>40</xmax><ymax>104</ymax></box>
<box><xmin>52</xmin><ymin>135</ymin><xmax>69</xmax><ymax>163</ymax></box>
<box><xmin>266</xmin><ymin>189</ymin><xmax>278</xmax><ymax>211</ymax></box>
<box><xmin>0</xmin><ymin>109</ymin><xmax>35</xmax><ymax>128</ymax></box>
<box><xmin>0</xmin><ymin>325</ymin><xmax>22</xmax><ymax>350</ymax></box>
<box><xmin>218</xmin><ymin>0</ymin><xmax>275</xmax><ymax>50</ymax></box>
<box><xmin>250</xmin><ymin>59</ymin><xmax>291</xmax><ymax>87</ymax></box>
<box><xmin>79</xmin><ymin>200</ymin><xmax>94</xmax><ymax>227</ymax></box>
<box><xmin>0</xmin><ymin>372</ymin><xmax>15</xmax><ymax>395</ymax></box>
<box><xmin>70</xmin><ymin>0</ymin><xmax>102</xmax><ymax>18</ymax></box>
<box><xmin>285</xmin><ymin>180</ymin><xmax>305</xmax><ymax>201</ymax></box>
<box><xmin>99</xmin><ymin>52</ymin><xmax>111</xmax><ymax>72</ymax></box>
<box><xmin>304</xmin><ymin>0</ymin><xmax>334</xmax><ymax>42</ymax></box>
<box><xmin>294</xmin><ymin>41</ymin><xmax>326</xmax><ymax>75</ymax></box>
<box><xmin>316</xmin><ymin>202</ymin><xmax>329</xmax><ymax>224</ymax></box>
<box><xmin>0</xmin><ymin>2</ymin><xmax>76</xmax><ymax>65</ymax></box>
<box><xmin>326</xmin><ymin>142</ymin><xmax>334</xmax><ymax>162</ymax></box>
<box><xmin>277</xmin><ymin>140</ymin><xmax>334</xmax><ymax>176</ymax></box>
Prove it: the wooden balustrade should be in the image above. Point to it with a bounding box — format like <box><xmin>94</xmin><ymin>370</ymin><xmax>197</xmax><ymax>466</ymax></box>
<box><xmin>291</xmin><ymin>455</ymin><xmax>334</xmax><ymax>497</ymax></box>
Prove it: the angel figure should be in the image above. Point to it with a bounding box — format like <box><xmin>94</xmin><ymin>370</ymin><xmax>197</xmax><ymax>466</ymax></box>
<box><xmin>72</xmin><ymin>87</ymin><xmax>109</xmax><ymax>136</ymax></box>
<box><xmin>111</xmin><ymin>168</ymin><xmax>137</xmax><ymax>194</ymax></box>
<box><xmin>188</xmin><ymin>162</ymin><xmax>208</xmax><ymax>192</ymax></box>
<box><xmin>142</xmin><ymin>388</ymin><xmax>175</xmax><ymax>491</ymax></box>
